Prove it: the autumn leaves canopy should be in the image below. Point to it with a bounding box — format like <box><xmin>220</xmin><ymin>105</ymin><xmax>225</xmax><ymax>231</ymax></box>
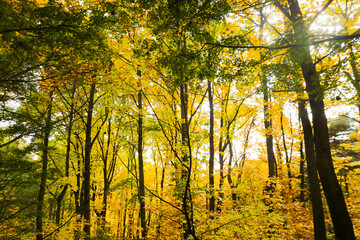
<box><xmin>0</xmin><ymin>0</ymin><xmax>360</xmax><ymax>239</ymax></box>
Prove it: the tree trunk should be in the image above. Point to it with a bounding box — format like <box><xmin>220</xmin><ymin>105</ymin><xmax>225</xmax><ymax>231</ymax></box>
<box><xmin>280</xmin><ymin>1</ymin><xmax>355</xmax><ymax>238</ymax></box>
<box><xmin>280</xmin><ymin>112</ymin><xmax>292</xmax><ymax>182</ymax></box>
<box><xmin>73</xmin><ymin>140</ymin><xmax>83</xmax><ymax>240</ymax></box>
<box><xmin>262</xmin><ymin>70</ymin><xmax>277</xmax><ymax>211</ymax></box>
<box><xmin>137</xmin><ymin>77</ymin><xmax>147</xmax><ymax>239</ymax></box>
<box><xmin>208</xmin><ymin>79</ymin><xmax>215</xmax><ymax>213</ymax></box>
<box><xmin>259</xmin><ymin>9</ymin><xmax>277</xmax><ymax>181</ymax></box>
<box><xmin>83</xmin><ymin>82</ymin><xmax>96</xmax><ymax>240</ymax></box>
<box><xmin>56</xmin><ymin>86</ymin><xmax>75</xmax><ymax>225</ymax></box>
<box><xmin>218</xmin><ymin>111</ymin><xmax>225</xmax><ymax>212</ymax></box>
<box><xmin>180</xmin><ymin>83</ymin><xmax>192</xmax><ymax>239</ymax></box>
<box><xmin>299</xmin><ymin>141</ymin><xmax>306</xmax><ymax>203</ymax></box>
<box><xmin>262</xmin><ymin>77</ymin><xmax>277</xmax><ymax>179</ymax></box>
<box><xmin>227</xmin><ymin>139</ymin><xmax>237</xmax><ymax>203</ymax></box>
<box><xmin>36</xmin><ymin>91</ymin><xmax>53</xmax><ymax>240</ymax></box>
<box><xmin>100</xmin><ymin>117</ymin><xmax>110</xmax><ymax>227</ymax></box>
<box><xmin>298</xmin><ymin>100</ymin><xmax>326</xmax><ymax>240</ymax></box>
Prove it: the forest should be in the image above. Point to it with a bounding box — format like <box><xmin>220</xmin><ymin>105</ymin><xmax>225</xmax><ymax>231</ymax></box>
<box><xmin>0</xmin><ymin>0</ymin><xmax>360</xmax><ymax>239</ymax></box>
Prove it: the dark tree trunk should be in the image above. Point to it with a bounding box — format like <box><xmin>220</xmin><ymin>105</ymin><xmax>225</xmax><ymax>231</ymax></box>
<box><xmin>262</xmin><ymin>79</ymin><xmax>277</xmax><ymax>179</ymax></box>
<box><xmin>74</xmin><ymin>143</ymin><xmax>82</xmax><ymax>215</ymax></box>
<box><xmin>259</xmin><ymin>10</ymin><xmax>277</xmax><ymax>181</ymax></box>
<box><xmin>137</xmin><ymin>80</ymin><xmax>147</xmax><ymax>239</ymax></box>
<box><xmin>36</xmin><ymin>92</ymin><xmax>53</xmax><ymax>240</ymax></box>
<box><xmin>56</xmin><ymin>87</ymin><xmax>75</xmax><ymax>225</ymax></box>
<box><xmin>218</xmin><ymin>112</ymin><xmax>225</xmax><ymax>212</ymax></box>
<box><xmin>262</xmin><ymin>72</ymin><xmax>277</xmax><ymax>210</ymax></box>
<box><xmin>299</xmin><ymin>141</ymin><xmax>306</xmax><ymax>203</ymax></box>
<box><xmin>280</xmin><ymin>112</ymin><xmax>292</xmax><ymax>182</ymax></box>
<box><xmin>298</xmin><ymin>100</ymin><xmax>326</xmax><ymax>240</ymax></box>
<box><xmin>227</xmin><ymin>139</ymin><xmax>237</xmax><ymax>203</ymax></box>
<box><xmin>208</xmin><ymin>79</ymin><xmax>215</xmax><ymax>213</ymax></box>
<box><xmin>83</xmin><ymin>82</ymin><xmax>96</xmax><ymax>240</ymax></box>
<box><xmin>73</xmin><ymin>140</ymin><xmax>83</xmax><ymax>240</ymax></box>
<box><xmin>99</xmin><ymin>116</ymin><xmax>111</xmax><ymax>226</ymax></box>
<box><xmin>278</xmin><ymin>1</ymin><xmax>355</xmax><ymax>238</ymax></box>
<box><xmin>122</xmin><ymin>199</ymin><xmax>127</xmax><ymax>238</ymax></box>
<box><xmin>180</xmin><ymin>83</ymin><xmax>192</xmax><ymax>240</ymax></box>
<box><xmin>307</xmin><ymin>75</ymin><xmax>355</xmax><ymax>239</ymax></box>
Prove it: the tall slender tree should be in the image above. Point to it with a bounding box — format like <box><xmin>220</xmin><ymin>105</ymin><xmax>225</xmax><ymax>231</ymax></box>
<box><xmin>36</xmin><ymin>90</ymin><xmax>53</xmax><ymax>240</ymax></box>
<box><xmin>136</xmin><ymin>70</ymin><xmax>147</xmax><ymax>239</ymax></box>
<box><xmin>274</xmin><ymin>0</ymin><xmax>355</xmax><ymax>238</ymax></box>
<box><xmin>83</xmin><ymin>81</ymin><xmax>96</xmax><ymax>240</ymax></box>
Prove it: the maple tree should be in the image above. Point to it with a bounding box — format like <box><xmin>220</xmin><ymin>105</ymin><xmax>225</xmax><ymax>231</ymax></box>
<box><xmin>1</xmin><ymin>0</ymin><xmax>360</xmax><ymax>239</ymax></box>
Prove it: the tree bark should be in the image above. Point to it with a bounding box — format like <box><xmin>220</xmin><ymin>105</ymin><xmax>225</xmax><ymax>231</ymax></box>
<box><xmin>280</xmin><ymin>112</ymin><xmax>292</xmax><ymax>181</ymax></box>
<box><xmin>299</xmin><ymin>141</ymin><xmax>306</xmax><ymax>203</ymax></box>
<box><xmin>227</xmin><ymin>139</ymin><xmax>237</xmax><ymax>203</ymax></box>
<box><xmin>298</xmin><ymin>100</ymin><xmax>326</xmax><ymax>240</ymax></box>
<box><xmin>259</xmin><ymin>9</ymin><xmax>277</xmax><ymax>181</ymax></box>
<box><xmin>56</xmin><ymin>86</ymin><xmax>75</xmax><ymax>225</ymax></box>
<box><xmin>137</xmin><ymin>78</ymin><xmax>147</xmax><ymax>239</ymax></box>
<box><xmin>99</xmin><ymin>115</ymin><xmax>114</xmax><ymax>228</ymax></box>
<box><xmin>262</xmin><ymin>75</ymin><xmax>277</xmax><ymax>179</ymax></box>
<box><xmin>218</xmin><ymin>110</ymin><xmax>225</xmax><ymax>212</ymax></box>
<box><xmin>83</xmin><ymin>82</ymin><xmax>96</xmax><ymax>240</ymax></box>
<box><xmin>180</xmin><ymin>83</ymin><xmax>192</xmax><ymax>240</ymax></box>
<box><xmin>278</xmin><ymin>1</ymin><xmax>355</xmax><ymax>238</ymax></box>
<box><xmin>208</xmin><ymin>79</ymin><xmax>215</xmax><ymax>213</ymax></box>
<box><xmin>36</xmin><ymin>91</ymin><xmax>53</xmax><ymax>240</ymax></box>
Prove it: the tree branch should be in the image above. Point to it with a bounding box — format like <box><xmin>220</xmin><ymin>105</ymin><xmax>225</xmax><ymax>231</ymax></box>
<box><xmin>207</xmin><ymin>33</ymin><xmax>360</xmax><ymax>50</ymax></box>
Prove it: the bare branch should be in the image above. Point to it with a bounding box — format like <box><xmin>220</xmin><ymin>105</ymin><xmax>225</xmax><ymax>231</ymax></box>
<box><xmin>309</xmin><ymin>0</ymin><xmax>334</xmax><ymax>25</ymax></box>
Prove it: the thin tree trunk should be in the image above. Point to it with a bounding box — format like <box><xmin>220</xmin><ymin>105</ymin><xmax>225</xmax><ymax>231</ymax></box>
<box><xmin>100</xmin><ymin>117</ymin><xmax>110</xmax><ymax>226</ymax></box>
<box><xmin>137</xmin><ymin>76</ymin><xmax>147</xmax><ymax>239</ymax></box>
<box><xmin>218</xmin><ymin>112</ymin><xmax>225</xmax><ymax>212</ymax></box>
<box><xmin>122</xmin><ymin>201</ymin><xmax>127</xmax><ymax>238</ymax></box>
<box><xmin>74</xmin><ymin>143</ymin><xmax>82</xmax><ymax>215</ymax></box>
<box><xmin>259</xmin><ymin>10</ymin><xmax>277</xmax><ymax>181</ymax></box>
<box><xmin>56</xmin><ymin>87</ymin><xmax>75</xmax><ymax>225</ymax></box>
<box><xmin>180</xmin><ymin>83</ymin><xmax>191</xmax><ymax>239</ymax></box>
<box><xmin>281</xmin><ymin>112</ymin><xmax>292</xmax><ymax>181</ymax></box>
<box><xmin>262</xmin><ymin>76</ymin><xmax>277</xmax><ymax>179</ymax></box>
<box><xmin>36</xmin><ymin>91</ymin><xmax>53</xmax><ymax>240</ymax></box>
<box><xmin>83</xmin><ymin>82</ymin><xmax>96</xmax><ymax>239</ymax></box>
<box><xmin>73</xmin><ymin>140</ymin><xmax>83</xmax><ymax>240</ymax></box>
<box><xmin>227</xmin><ymin>139</ymin><xmax>237</xmax><ymax>203</ymax></box>
<box><xmin>298</xmin><ymin>100</ymin><xmax>326</xmax><ymax>240</ymax></box>
<box><xmin>208</xmin><ymin>79</ymin><xmax>215</xmax><ymax>213</ymax></box>
<box><xmin>262</xmin><ymin>72</ymin><xmax>277</xmax><ymax>210</ymax></box>
<box><xmin>299</xmin><ymin>141</ymin><xmax>306</xmax><ymax>203</ymax></box>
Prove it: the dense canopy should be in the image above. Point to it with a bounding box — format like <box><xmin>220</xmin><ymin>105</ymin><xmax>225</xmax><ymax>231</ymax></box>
<box><xmin>0</xmin><ymin>0</ymin><xmax>360</xmax><ymax>239</ymax></box>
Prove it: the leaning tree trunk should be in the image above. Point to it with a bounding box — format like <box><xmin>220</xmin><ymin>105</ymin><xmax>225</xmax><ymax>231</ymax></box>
<box><xmin>298</xmin><ymin>100</ymin><xmax>326</xmax><ymax>240</ymax></box>
<box><xmin>277</xmin><ymin>1</ymin><xmax>355</xmax><ymax>238</ymax></box>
